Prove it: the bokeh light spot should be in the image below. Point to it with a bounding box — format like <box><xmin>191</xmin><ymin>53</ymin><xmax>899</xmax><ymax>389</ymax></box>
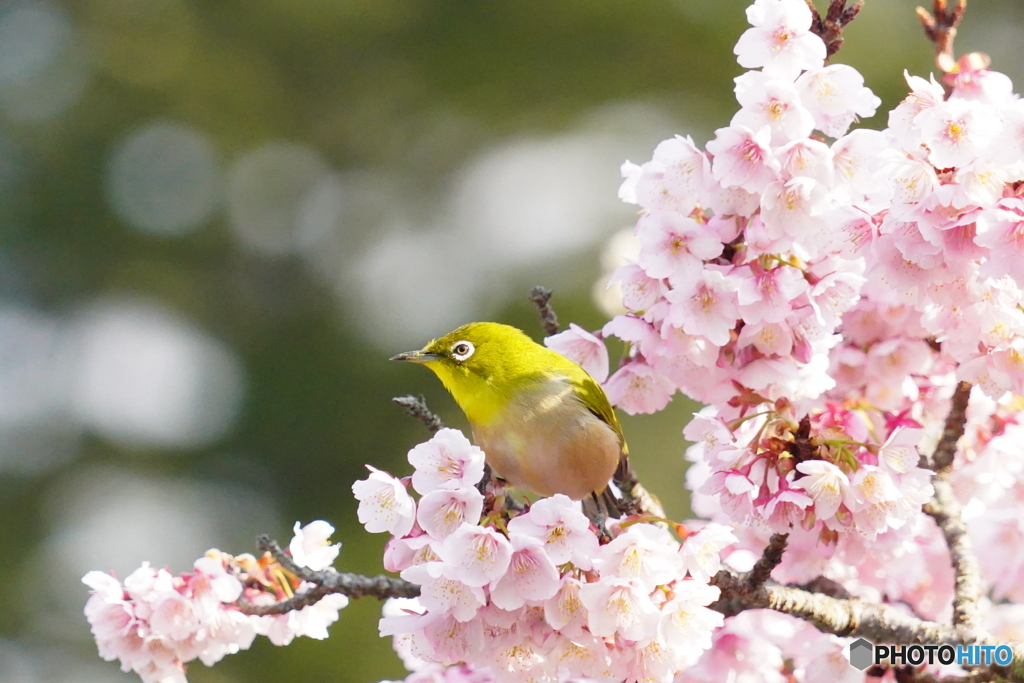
<box><xmin>70</xmin><ymin>298</ymin><xmax>244</xmax><ymax>450</ymax></box>
<box><xmin>106</xmin><ymin>121</ymin><xmax>220</xmax><ymax>237</ymax></box>
<box><xmin>226</xmin><ymin>142</ymin><xmax>333</xmax><ymax>255</ymax></box>
<box><xmin>0</xmin><ymin>2</ymin><xmax>89</xmax><ymax>121</ymax></box>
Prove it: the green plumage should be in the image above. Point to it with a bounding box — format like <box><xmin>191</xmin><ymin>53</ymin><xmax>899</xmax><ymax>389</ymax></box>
<box><xmin>391</xmin><ymin>322</ymin><xmax>627</xmax><ymax>503</ymax></box>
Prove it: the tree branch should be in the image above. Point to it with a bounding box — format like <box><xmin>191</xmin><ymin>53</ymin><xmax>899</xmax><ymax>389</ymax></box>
<box><xmin>747</xmin><ymin>533</ymin><xmax>789</xmax><ymax>588</ymax></box>
<box><xmin>924</xmin><ymin>477</ymin><xmax>983</xmax><ymax>631</ymax></box>
<box><xmin>393</xmin><ymin>395</ymin><xmax>444</xmax><ymax>434</ymax></box>
<box><xmin>234</xmin><ymin>535</ymin><xmax>421</xmax><ymax>616</ymax></box>
<box><xmin>237</xmin><ymin>584</ymin><xmax>334</xmax><ymax>615</ymax></box>
<box><xmin>915</xmin><ymin>380</ymin><xmax>982</xmax><ymax>631</ymax></box>
<box><xmin>806</xmin><ymin>0</ymin><xmax>864</xmax><ymax>60</ymax></box>
<box><xmin>792</xmin><ymin>575</ymin><xmax>853</xmax><ymax>599</ymax></box>
<box><xmin>529</xmin><ymin>286</ymin><xmax>560</xmax><ymax>336</ymax></box>
<box><xmin>928</xmin><ymin>380</ymin><xmax>971</xmax><ymax>473</ymax></box>
<box><xmin>916</xmin><ymin>0</ymin><xmax>967</xmax><ymax>70</ymax></box>
<box><xmin>711</xmin><ymin>569</ymin><xmax>1024</xmax><ymax>670</ymax></box>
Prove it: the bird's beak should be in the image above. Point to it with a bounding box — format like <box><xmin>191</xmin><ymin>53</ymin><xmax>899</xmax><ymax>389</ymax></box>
<box><xmin>390</xmin><ymin>349</ymin><xmax>442</xmax><ymax>363</ymax></box>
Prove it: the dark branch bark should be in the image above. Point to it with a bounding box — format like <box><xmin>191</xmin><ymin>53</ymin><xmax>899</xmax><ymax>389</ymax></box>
<box><xmin>916</xmin><ymin>0</ymin><xmax>968</xmax><ymax>68</ymax></box>
<box><xmin>234</xmin><ymin>535</ymin><xmax>421</xmax><ymax>616</ymax></box>
<box><xmin>748</xmin><ymin>533</ymin><xmax>789</xmax><ymax>588</ymax></box>
<box><xmin>792</xmin><ymin>575</ymin><xmax>853</xmax><ymax>599</ymax></box>
<box><xmin>529</xmin><ymin>286</ymin><xmax>560</xmax><ymax>336</ymax></box>
<box><xmin>393</xmin><ymin>395</ymin><xmax>444</xmax><ymax>434</ymax></box>
<box><xmin>928</xmin><ymin>381</ymin><xmax>971</xmax><ymax>473</ymax></box>
<box><xmin>237</xmin><ymin>584</ymin><xmax>334</xmax><ymax>615</ymax></box>
<box><xmin>806</xmin><ymin>0</ymin><xmax>864</xmax><ymax>60</ymax></box>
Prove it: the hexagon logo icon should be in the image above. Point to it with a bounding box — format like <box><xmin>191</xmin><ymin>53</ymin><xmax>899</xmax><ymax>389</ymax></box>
<box><xmin>849</xmin><ymin>638</ymin><xmax>874</xmax><ymax>670</ymax></box>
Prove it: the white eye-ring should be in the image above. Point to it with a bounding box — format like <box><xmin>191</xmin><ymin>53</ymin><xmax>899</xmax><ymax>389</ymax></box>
<box><xmin>451</xmin><ymin>340</ymin><xmax>475</xmax><ymax>361</ymax></box>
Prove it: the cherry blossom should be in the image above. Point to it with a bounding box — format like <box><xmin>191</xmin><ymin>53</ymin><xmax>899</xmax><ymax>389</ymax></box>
<box><xmin>437</xmin><ymin>524</ymin><xmax>514</xmax><ymax>587</ymax></box>
<box><xmin>543</xmin><ymin>323</ymin><xmax>610</xmax><ymax>383</ymax></box>
<box><xmin>706</xmin><ymin>124</ymin><xmax>780</xmax><ymax>194</ymax></box>
<box><xmin>416</xmin><ymin>486</ymin><xmax>485</xmax><ymax>540</ymax></box>
<box><xmin>794</xmin><ymin>64</ymin><xmax>881</xmax><ymax>138</ymax></box>
<box><xmin>407</xmin><ymin>428</ymin><xmax>486</xmax><ymax>494</ymax></box>
<box><xmin>733</xmin><ymin>0</ymin><xmax>825</xmax><ymax>81</ymax></box>
<box><xmin>354</xmin><ymin>468</ymin><xmax>417</xmax><ymax>538</ymax></box>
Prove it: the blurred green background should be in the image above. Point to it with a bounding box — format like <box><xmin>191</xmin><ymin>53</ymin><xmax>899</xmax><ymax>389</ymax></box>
<box><xmin>0</xmin><ymin>0</ymin><xmax>1017</xmax><ymax>681</ymax></box>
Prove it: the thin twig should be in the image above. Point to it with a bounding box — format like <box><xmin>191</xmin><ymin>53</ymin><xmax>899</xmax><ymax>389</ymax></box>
<box><xmin>529</xmin><ymin>286</ymin><xmax>560</xmax><ymax>336</ymax></box>
<box><xmin>806</xmin><ymin>0</ymin><xmax>865</xmax><ymax>60</ymax></box>
<box><xmin>924</xmin><ymin>477</ymin><xmax>983</xmax><ymax>631</ymax></box>
<box><xmin>928</xmin><ymin>381</ymin><xmax>971</xmax><ymax>473</ymax></box>
<box><xmin>236</xmin><ymin>584</ymin><xmax>333</xmax><ymax>615</ymax></box>
<box><xmin>747</xmin><ymin>533</ymin><xmax>789</xmax><ymax>588</ymax></box>
<box><xmin>232</xmin><ymin>535</ymin><xmax>421</xmax><ymax>617</ymax></box>
<box><xmin>393</xmin><ymin>395</ymin><xmax>444</xmax><ymax>434</ymax></box>
<box><xmin>916</xmin><ymin>0</ymin><xmax>967</xmax><ymax>70</ymax></box>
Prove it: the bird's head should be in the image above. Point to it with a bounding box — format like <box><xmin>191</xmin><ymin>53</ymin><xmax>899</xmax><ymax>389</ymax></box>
<box><xmin>390</xmin><ymin>322</ymin><xmax>544</xmax><ymax>423</ymax></box>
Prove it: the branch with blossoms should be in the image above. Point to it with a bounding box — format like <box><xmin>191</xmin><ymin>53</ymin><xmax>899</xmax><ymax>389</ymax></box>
<box><xmin>83</xmin><ymin>0</ymin><xmax>1024</xmax><ymax>682</ymax></box>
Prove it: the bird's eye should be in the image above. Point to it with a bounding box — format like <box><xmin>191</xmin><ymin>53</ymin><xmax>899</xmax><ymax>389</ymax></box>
<box><xmin>451</xmin><ymin>340</ymin><xmax>475</xmax><ymax>361</ymax></box>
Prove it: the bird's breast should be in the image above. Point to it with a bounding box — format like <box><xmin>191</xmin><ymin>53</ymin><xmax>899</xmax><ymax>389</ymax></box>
<box><xmin>471</xmin><ymin>377</ymin><xmax>621</xmax><ymax>500</ymax></box>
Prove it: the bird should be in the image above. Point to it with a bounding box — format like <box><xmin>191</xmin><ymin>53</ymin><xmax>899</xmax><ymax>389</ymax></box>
<box><xmin>391</xmin><ymin>321</ymin><xmax>648</xmax><ymax>518</ymax></box>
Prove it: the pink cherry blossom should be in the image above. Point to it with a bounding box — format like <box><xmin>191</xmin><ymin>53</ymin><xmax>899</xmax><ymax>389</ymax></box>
<box><xmin>289</xmin><ymin>520</ymin><xmax>342</xmax><ymax>571</ymax></box>
<box><xmin>706</xmin><ymin>124</ymin><xmax>780</xmax><ymax>194</ymax></box>
<box><xmin>759</xmin><ymin>176</ymin><xmax>830</xmax><ymax>244</ymax></box>
<box><xmin>544</xmin><ymin>322</ymin><xmax>610</xmax><ymax>383</ymax></box>
<box><xmin>401</xmin><ymin>563</ymin><xmax>487</xmax><ymax>622</ymax></box>
<box><xmin>578</xmin><ymin>577</ymin><xmax>660</xmax><ymax>641</ymax></box>
<box><xmin>665</xmin><ymin>265</ymin><xmax>741</xmax><ymax>346</ymax></box>
<box><xmin>635</xmin><ymin>211</ymin><xmax>724</xmax><ymax>286</ymax></box>
<box><xmin>408</xmin><ymin>428</ymin><xmax>486</xmax><ymax>495</ymax></box>
<box><xmin>659</xmin><ymin>580</ymin><xmax>723</xmax><ymax>650</ymax></box>
<box><xmin>632</xmin><ymin>134</ymin><xmax>711</xmax><ymax>215</ymax></box>
<box><xmin>795</xmin><ymin>64</ymin><xmax>881</xmax><ymax>138</ymax></box>
<box><xmin>877</xmin><ymin>426</ymin><xmax>924</xmax><ymax>474</ymax></box>
<box><xmin>488</xmin><ymin>535</ymin><xmax>560</xmax><ymax>610</ymax></box>
<box><xmin>437</xmin><ymin>524</ymin><xmax>513</xmax><ymax>587</ymax></box>
<box><xmin>736</xmin><ymin>264</ymin><xmax>809</xmax><ymax>325</ymax></box>
<box><xmin>593</xmin><ymin>523</ymin><xmax>684</xmax><ymax>591</ymax></box>
<box><xmin>733</xmin><ymin>0</ymin><xmax>825</xmax><ymax>81</ymax></box>
<box><xmin>353</xmin><ymin>467</ymin><xmax>417</xmax><ymax>538</ymax></box>
<box><xmin>543</xmin><ymin>576</ymin><xmax>588</xmax><ymax>638</ymax></box>
<box><xmin>916</xmin><ymin>98</ymin><xmax>1002</xmax><ymax>169</ymax></box>
<box><xmin>731</xmin><ymin>71</ymin><xmax>815</xmax><ymax>145</ymax></box>
<box><xmin>603</xmin><ymin>360</ymin><xmax>675</xmax><ymax>415</ymax></box>
<box><xmin>505</xmin><ymin>493</ymin><xmax>599</xmax><ymax>568</ymax></box>
<box><xmin>977</xmin><ymin>198</ymin><xmax>1024</xmax><ymax>281</ymax></box>
<box><xmin>792</xmin><ymin>460</ymin><xmax>849</xmax><ymax>521</ymax></box>
<box><xmin>416</xmin><ymin>487</ymin><xmax>485</xmax><ymax>541</ymax></box>
<box><xmin>679</xmin><ymin>523</ymin><xmax>738</xmax><ymax>582</ymax></box>
<box><xmin>610</xmin><ymin>262</ymin><xmax>667</xmax><ymax>313</ymax></box>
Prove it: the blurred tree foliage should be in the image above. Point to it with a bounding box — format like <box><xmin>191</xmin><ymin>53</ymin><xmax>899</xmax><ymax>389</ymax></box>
<box><xmin>7</xmin><ymin>0</ymin><xmax>1011</xmax><ymax>681</ymax></box>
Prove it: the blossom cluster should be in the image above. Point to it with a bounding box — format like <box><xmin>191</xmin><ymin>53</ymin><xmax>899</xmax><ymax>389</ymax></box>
<box><xmin>82</xmin><ymin>521</ymin><xmax>349</xmax><ymax>683</ymax></box>
<box><xmin>684</xmin><ymin>403</ymin><xmax>934</xmax><ymax>545</ymax></box>
<box><xmin>544</xmin><ymin>0</ymin><xmax>1024</xmax><ymax>420</ymax></box>
<box><xmin>538</xmin><ymin>0</ymin><xmax>1024</xmax><ymax>631</ymax></box>
<box><xmin>352</xmin><ymin>427</ymin><xmax>737</xmax><ymax>683</ymax></box>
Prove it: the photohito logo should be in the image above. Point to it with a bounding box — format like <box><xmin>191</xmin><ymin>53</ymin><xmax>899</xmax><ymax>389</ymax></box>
<box><xmin>847</xmin><ymin>639</ymin><xmax>1014</xmax><ymax>670</ymax></box>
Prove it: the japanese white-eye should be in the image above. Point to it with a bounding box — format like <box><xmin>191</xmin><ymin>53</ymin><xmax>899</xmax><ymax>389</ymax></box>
<box><xmin>391</xmin><ymin>322</ymin><xmax>626</xmax><ymax>508</ymax></box>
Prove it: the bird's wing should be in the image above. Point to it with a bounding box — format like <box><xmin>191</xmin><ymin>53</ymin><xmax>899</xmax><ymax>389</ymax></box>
<box><xmin>568</xmin><ymin>372</ymin><xmax>628</xmax><ymax>456</ymax></box>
